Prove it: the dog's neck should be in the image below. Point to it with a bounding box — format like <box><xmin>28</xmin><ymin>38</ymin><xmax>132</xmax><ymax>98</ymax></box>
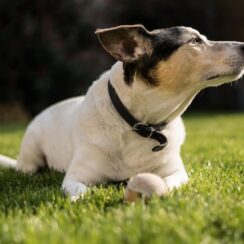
<box><xmin>110</xmin><ymin>62</ymin><xmax>199</xmax><ymax>124</ymax></box>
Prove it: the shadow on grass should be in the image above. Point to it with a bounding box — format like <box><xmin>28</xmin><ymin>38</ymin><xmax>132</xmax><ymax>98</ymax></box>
<box><xmin>0</xmin><ymin>167</ymin><xmax>126</xmax><ymax>214</ymax></box>
<box><xmin>0</xmin><ymin>168</ymin><xmax>64</xmax><ymax>213</ymax></box>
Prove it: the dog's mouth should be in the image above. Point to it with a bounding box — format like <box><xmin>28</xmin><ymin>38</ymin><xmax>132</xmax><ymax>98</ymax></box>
<box><xmin>205</xmin><ymin>62</ymin><xmax>244</xmax><ymax>81</ymax></box>
<box><xmin>206</xmin><ymin>74</ymin><xmax>222</xmax><ymax>81</ymax></box>
<box><xmin>206</xmin><ymin>68</ymin><xmax>244</xmax><ymax>82</ymax></box>
<box><xmin>206</xmin><ymin>73</ymin><xmax>237</xmax><ymax>82</ymax></box>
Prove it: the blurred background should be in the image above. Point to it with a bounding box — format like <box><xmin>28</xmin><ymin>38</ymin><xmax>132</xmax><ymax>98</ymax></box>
<box><xmin>0</xmin><ymin>0</ymin><xmax>244</xmax><ymax>121</ymax></box>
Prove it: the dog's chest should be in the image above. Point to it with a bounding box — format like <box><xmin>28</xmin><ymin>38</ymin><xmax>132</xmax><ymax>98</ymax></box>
<box><xmin>107</xmin><ymin>130</ymin><xmax>166</xmax><ymax>180</ymax></box>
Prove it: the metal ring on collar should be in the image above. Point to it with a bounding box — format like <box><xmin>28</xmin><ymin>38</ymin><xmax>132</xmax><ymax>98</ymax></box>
<box><xmin>132</xmin><ymin>123</ymin><xmax>154</xmax><ymax>138</ymax></box>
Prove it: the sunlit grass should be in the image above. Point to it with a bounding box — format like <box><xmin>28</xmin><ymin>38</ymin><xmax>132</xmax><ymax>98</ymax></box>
<box><xmin>0</xmin><ymin>113</ymin><xmax>243</xmax><ymax>243</ymax></box>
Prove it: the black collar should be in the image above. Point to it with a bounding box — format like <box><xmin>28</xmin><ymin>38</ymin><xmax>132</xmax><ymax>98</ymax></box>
<box><xmin>108</xmin><ymin>80</ymin><xmax>168</xmax><ymax>152</ymax></box>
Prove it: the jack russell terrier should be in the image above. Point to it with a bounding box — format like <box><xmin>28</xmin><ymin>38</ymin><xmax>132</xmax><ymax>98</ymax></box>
<box><xmin>0</xmin><ymin>25</ymin><xmax>244</xmax><ymax>200</ymax></box>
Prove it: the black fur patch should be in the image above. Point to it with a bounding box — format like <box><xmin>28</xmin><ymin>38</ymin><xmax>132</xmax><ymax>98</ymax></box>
<box><xmin>123</xmin><ymin>27</ymin><xmax>188</xmax><ymax>86</ymax></box>
<box><xmin>123</xmin><ymin>63</ymin><xmax>136</xmax><ymax>85</ymax></box>
<box><xmin>152</xmin><ymin>28</ymin><xmax>183</xmax><ymax>61</ymax></box>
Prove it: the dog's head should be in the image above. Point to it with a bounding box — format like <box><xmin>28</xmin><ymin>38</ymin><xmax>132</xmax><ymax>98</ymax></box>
<box><xmin>96</xmin><ymin>25</ymin><xmax>244</xmax><ymax>92</ymax></box>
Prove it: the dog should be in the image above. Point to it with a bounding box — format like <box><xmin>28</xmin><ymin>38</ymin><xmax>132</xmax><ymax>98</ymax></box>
<box><xmin>0</xmin><ymin>25</ymin><xmax>243</xmax><ymax>200</ymax></box>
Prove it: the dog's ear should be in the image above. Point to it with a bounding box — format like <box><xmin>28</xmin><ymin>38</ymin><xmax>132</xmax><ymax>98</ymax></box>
<box><xmin>95</xmin><ymin>25</ymin><xmax>153</xmax><ymax>63</ymax></box>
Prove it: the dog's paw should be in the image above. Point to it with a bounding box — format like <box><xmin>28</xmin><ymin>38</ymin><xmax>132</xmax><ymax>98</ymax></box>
<box><xmin>163</xmin><ymin>171</ymin><xmax>189</xmax><ymax>191</ymax></box>
<box><xmin>62</xmin><ymin>181</ymin><xmax>88</xmax><ymax>202</ymax></box>
<box><xmin>70</xmin><ymin>183</ymin><xmax>88</xmax><ymax>202</ymax></box>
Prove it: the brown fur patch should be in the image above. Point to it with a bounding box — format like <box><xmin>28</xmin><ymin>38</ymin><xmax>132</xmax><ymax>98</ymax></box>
<box><xmin>150</xmin><ymin>45</ymin><xmax>203</xmax><ymax>91</ymax></box>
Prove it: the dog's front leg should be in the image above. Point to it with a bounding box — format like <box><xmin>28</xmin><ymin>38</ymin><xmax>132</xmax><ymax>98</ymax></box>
<box><xmin>62</xmin><ymin>161</ymin><xmax>105</xmax><ymax>201</ymax></box>
<box><xmin>155</xmin><ymin>156</ymin><xmax>189</xmax><ymax>192</ymax></box>
<box><xmin>62</xmin><ymin>144</ymin><xmax>110</xmax><ymax>201</ymax></box>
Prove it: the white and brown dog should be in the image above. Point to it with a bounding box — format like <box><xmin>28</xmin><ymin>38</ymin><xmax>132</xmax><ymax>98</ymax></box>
<box><xmin>0</xmin><ymin>25</ymin><xmax>244</xmax><ymax>199</ymax></box>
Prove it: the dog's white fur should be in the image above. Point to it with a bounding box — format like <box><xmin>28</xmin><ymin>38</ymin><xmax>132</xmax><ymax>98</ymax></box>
<box><xmin>0</xmin><ymin>62</ymin><xmax>189</xmax><ymax>198</ymax></box>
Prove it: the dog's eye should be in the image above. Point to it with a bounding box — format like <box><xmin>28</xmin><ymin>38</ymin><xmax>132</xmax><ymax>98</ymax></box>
<box><xmin>190</xmin><ymin>36</ymin><xmax>202</xmax><ymax>45</ymax></box>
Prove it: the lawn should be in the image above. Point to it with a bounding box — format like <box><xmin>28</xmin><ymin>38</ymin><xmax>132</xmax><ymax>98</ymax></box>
<box><xmin>0</xmin><ymin>113</ymin><xmax>243</xmax><ymax>244</ymax></box>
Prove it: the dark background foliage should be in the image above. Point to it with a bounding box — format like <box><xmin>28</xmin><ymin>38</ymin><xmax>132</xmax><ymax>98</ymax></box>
<box><xmin>0</xmin><ymin>0</ymin><xmax>244</xmax><ymax>116</ymax></box>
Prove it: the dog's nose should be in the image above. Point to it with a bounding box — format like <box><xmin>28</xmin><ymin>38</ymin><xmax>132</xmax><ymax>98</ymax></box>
<box><xmin>240</xmin><ymin>44</ymin><xmax>244</xmax><ymax>54</ymax></box>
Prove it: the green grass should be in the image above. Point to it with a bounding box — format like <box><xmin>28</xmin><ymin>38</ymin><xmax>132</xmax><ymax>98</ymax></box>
<box><xmin>0</xmin><ymin>113</ymin><xmax>243</xmax><ymax>244</ymax></box>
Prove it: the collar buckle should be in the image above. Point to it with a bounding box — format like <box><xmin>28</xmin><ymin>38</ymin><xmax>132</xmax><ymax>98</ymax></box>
<box><xmin>132</xmin><ymin>123</ymin><xmax>154</xmax><ymax>138</ymax></box>
<box><xmin>133</xmin><ymin>123</ymin><xmax>168</xmax><ymax>152</ymax></box>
